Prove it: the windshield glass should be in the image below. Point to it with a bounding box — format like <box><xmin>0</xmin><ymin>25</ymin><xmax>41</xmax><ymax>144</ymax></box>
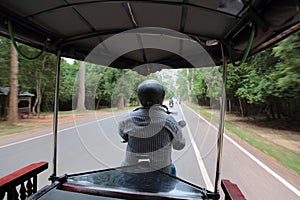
<box><xmin>1</xmin><ymin>20</ymin><xmax>299</xmax><ymax>200</ymax></box>
<box><xmin>57</xmin><ymin>27</ymin><xmax>222</xmax><ymax>192</ymax></box>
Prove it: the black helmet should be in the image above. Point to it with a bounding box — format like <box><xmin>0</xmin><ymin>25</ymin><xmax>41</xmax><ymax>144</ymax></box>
<box><xmin>137</xmin><ymin>80</ymin><xmax>165</xmax><ymax>106</ymax></box>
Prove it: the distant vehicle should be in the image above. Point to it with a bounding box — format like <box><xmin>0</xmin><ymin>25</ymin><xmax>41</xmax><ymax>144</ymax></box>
<box><xmin>177</xmin><ymin>96</ymin><xmax>181</xmax><ymax>104</ymax></box>
<box><xmin>169</xmin><ymin>98</ymin><xmax>174</xmax><ymax>108</ymax></box>
<box><xmin>0</xmin><ymin>0</ymin><xmax>299</xmax><ymax>200</ymax></box>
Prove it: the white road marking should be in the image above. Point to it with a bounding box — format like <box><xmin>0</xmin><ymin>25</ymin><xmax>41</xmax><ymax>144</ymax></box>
<box><xmin>179</xmin><ymin>105</ymin><xmax>214</xmax><ymax>191</ymax></box>
<box><xmin>0</xmin><ymin>115</ymin><xmax>120</xmax><ymax>149</ymax></box>
<box><xmin>2</xmin><ymin>107</ymin><xmax>299</xmax><ymax>197</ymax></box>
<box><xmin>225</xmin><ymin>135</ymin><xmax>300</xmax><ymax>198</ymax></box>
<box><xmin>184</xmin><ymin>104</ymin><xmax>300</xmax><ymax>198</ymax></box>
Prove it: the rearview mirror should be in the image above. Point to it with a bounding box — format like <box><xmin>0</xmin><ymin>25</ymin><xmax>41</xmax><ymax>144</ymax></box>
<box><xmin>178</xmin><ymin>120</ymin><xmax>186</xmax><ymax>128</ymax></box>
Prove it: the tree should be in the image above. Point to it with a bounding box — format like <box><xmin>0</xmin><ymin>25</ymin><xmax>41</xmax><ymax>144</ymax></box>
<box><xmin>76</xmin><ymin>61</ymin><xmax>86</xmax><ymax>111</ymax></box>
<box><xmin>271</xmin><ymin>31</ymin><xmax>300</xmax><ymax>117</ymax></box>
<box><xmin>7</xmin><ymin>42</ymin><xmax>58</xmax><ymax>114</ymax></box>
<box><xmin>176</xmin><ymin>69</ymin><xmax>194</xmax><ymax>103</ymax></box>
<box><xmin>0</xmin><ymin>37</ymin><xmax>11</xmax><ymax>86</ymax></box>
<box><xmin>190</xmin><ymin>68</ymin><xmax>208</xmax><ymax>105</ymax></box>
<box><xmin>112</xmin><ymin>69</ymin><xmax>144</xmax><ymax>108</ymax></box>
<box><xmin>30</xmin><ymin>54</ymin><xmax>56</xmax><ymax>114</ymax></box>
<box><xmin>98</xmin><ymin>67</ymin><xmax>122</xmax><ymax>108</ymax></box>
<box><xmin>226</xmin><ymin>64</ymin><xmax>242</xmax><ymax>113</ymax></box>
<box><xmin>176</xmin><ymin>69</ymin><xmax>189</xmax><ymax>101</ymax></box>
<box><xmin>7</xmin><ymin>42</ymin><xmax>18</xmax><ymax>125</ymax></box>
<box><xmin>272</xmin><ymin>31</ymin><xmax>300</xmax><ymax>99</ymax></box>
<box><xmin>59</xmin><ymin>60</ymin><xmax>79</xmax><ymax>110</ymax></box>
<box><xmin>85</xmin><ymin>64</ymin><xmax>105</xmax><ymax>109</ymax></box>
<box><xmin>225</xmin><ymin>31</ymin><xmax>300</xmax><ymax>119</ymax></box>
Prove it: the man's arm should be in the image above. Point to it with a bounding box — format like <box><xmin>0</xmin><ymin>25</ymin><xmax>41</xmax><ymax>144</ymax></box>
<box><xmin>166</xmin><ymin>116</ymin><xmax>186</xmax><ymax>150</ymax></box>
<box><xmin>172</xmin><ymin>129</ymin><xmax>185</xmax><ymax>150</ymax></box>
<box><xmin>119</xmin><ymin>121</ymin><xmax>128</xmax><ymax>142</ymax></box>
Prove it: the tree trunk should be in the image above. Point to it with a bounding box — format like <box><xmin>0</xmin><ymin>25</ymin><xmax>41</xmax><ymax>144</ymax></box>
<box><xmin>117</xmin><ymin>94</ymin><xmax>124</xmax><ymax>110</ymax></box>
<box><xmin>32</xmin><ymin>56</ymin><xmax>47</xmax><ymax>115</ymax></box>
<box><xmin>8</xmin><ymin>43</ymin><xmax>19</xmax><ymax>125</ymax></box>
<box><xmin>96</xmin><ymin>99</ymin><xmax>101</xmax><ymax>110</ymax></box>
<box><xmin>37</xmin><ymin>87</ymin><xmax>42</xmax><ymax>114</ymax></box>
<box><xmin>238</xmin><ymin>97</ymin><xmax>244</xmax><ymax>117</ymax></box>
<box><xmin>186</xmin><ymin>69</ymin><xmax>193</xmax><ymax>104</ymax></box>
<box><xmin>269</xmin><ymin>103</ymin><xmax>276</xmax><ymax>119</ymax></box>
<box><xmin>228</xmin><ymin>99</ymin><xmax>232</xmax><ymax>113</ymax></box>
<box><xmin>37</xmin><ymin>56</ymin><xmax>47</xmax><ymax>114</ymax></box>
<box><xmin>76</xmin><ymin>61</ymin><xmax>86</xmax><ymax>111</ymax></box>
<box><xmin>32</xmin><ymin>81</ymin><xmax>41</xmax><ymax>115</ymax></box>
<box><xmin>276</xmin><ymin>102</ymin><xmax>281</xmax><ymax>119</ymax></box>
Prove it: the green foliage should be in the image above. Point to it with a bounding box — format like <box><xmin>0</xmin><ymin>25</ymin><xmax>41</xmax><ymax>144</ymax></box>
<box><xmin>59</xmin><ymin>59</ymin><xmax>79</xmax><ymax>103</ymax></box>
<box><xmin>191</xmin><ymin>69</ymin><xmax>207</xmax><ymax>101</ymax></box>
<box><xmin>0</xmin><ymin>36</ymin><xmax>57</xmax><ymax>112</ymax></box>
<box><xmin>226</xmin><ymin>64</ymin><xmax>242</xmax><ymax>100</ymax></box>
<box><xmin>85</xmin><ymin>63</ymin><xmax>106</xmax><ymax>107</ymax></box>
<box><xmin>1</xmin><ymin>31</ymin><xmax>299</xmax><ymax>115</ymax></box>
<box><xmin>176</xmin><ymin>67</ymin><xmax>221</xmax><ymax>104</ymax></box>
<box><xmin>271</xmin><ymin>31</ymin><xmax>300</xmax><ymax>98</ymax></box>
<box><xmin>225</xmin><ymin>31</ymin><xmax>300</xmax><ymax>117</ymax></box>
<box><xmin>111</xmin><ymin>69</ymin><xmax>144</xmax><ymax>106</ymax></box>
<box><xmin>0</xmin><ymin>37</ymin><xmax>11</xmax><ymax>86</ymax></box>
<box><xmin>175</xmin><ymin>32</ymin><xmax>300</xmax><ymax>118</ymax></box>
<box><xmin>96</xmin><ymin>67</ymin><xmax>122</xmax><ymax>107</ymax></box>
<box><xmin>176</xmin><ymin>69</ymin><xmax>189</xmax><ymax>100</ymax></box>
<box><xmin>201</xmin><ymin>67</ymin><xmax>222</xmax><ymax>99</ymax></box>
<box><xmin>235</xmin><ymin>64</ymin><xmax>271</xmax><ymax>104</ymax></box>
<box><xmin>228</xmin><ymin>49</ymin><xmax>277</xmax><ymax>105</ymax></box>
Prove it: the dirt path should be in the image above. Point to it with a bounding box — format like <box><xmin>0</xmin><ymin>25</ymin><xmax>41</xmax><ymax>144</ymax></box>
<box><xmin>223</xmin><ymin>113</ymin><xmax>300</xmax><ymax>153</ymax></box>
<box><xmin>225</xmin><ymin>129</ymin><xmax>300</xmax><ymax>190</ymax></box>
<box><xmin>208</xmin><ymin>110</ymin><xmax>300</xmax><ymax>189</ymax></box>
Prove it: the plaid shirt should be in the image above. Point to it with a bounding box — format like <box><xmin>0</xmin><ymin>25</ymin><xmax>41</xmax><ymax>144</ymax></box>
<box><xmin>119</xmin><ymin>105</ymin><xmax>185</xmax><ymax>173</ymax></box>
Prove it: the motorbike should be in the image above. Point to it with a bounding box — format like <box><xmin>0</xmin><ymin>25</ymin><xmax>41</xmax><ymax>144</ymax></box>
<box><xmin>169</xmin><ymin>100</ymin><xmax>174</xmax><ymax>108</ymax></box>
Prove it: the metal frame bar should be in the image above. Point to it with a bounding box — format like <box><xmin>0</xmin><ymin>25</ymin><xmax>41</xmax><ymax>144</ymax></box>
<box><xmin>27</xmin><ymin>0</ymin><xmax>237</xmax><ymax>19</ymax></box>
<box><xmin>21</xmin><ymin>0</ymin><xmax>237</xmax><ymax>46</ymax></box>
<box><xmin>51</xmin><ymin>50</ymin><xmax>62</xmax><ymax>180</ymax></box>
<box><xmin>123</xmin><ymin>2</ymin><xmax>138</xmax><ymax>27</ymax></box>
<box><xmin>180</xmin><ymin>0</ymin><xmax>188</xmax><ymax>32</ymax></box>
<box><xmin>214</xmin><ymin>43</ymin><xmax>227</xmax><ymax>193</ymax></box>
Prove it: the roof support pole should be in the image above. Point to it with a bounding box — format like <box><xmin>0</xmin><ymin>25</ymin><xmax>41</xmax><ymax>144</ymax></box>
<box><xmin>51</xmin><ymin>50</ymin><xmax>61</xmax><ymax>181</ymax></box>
<box><xmin>214</xmin><ymin>43</ymin><xmax>227</xmax><ymax>193</ymax></box>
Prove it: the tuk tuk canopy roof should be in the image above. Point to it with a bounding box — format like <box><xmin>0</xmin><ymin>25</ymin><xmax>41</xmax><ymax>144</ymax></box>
<box><xmin>0</xmin><ymin>0</ymin><xmax>299</xmax><ymax>69</ymax></box>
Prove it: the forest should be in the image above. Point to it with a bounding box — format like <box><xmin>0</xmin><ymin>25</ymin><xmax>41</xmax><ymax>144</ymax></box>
<box><xmin>0</xmin><ymin>31</ymin><xmax>299</xmax><ymax>123</ymax></box>
<box><xmin>178</xmin><ymin>31</ymin><xmax>300</xmax><ymax>119</ymax></box>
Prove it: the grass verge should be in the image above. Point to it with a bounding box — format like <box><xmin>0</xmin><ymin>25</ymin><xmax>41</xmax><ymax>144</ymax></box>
<box><xmin>0</xmin><ymin>122</ymin><xmax>49</xmax><ymax>136</ymax></box>
<box><xmin>187</xmin><ymin>103</ymin><xmax>300</xmax><ymax>175</ymax></box>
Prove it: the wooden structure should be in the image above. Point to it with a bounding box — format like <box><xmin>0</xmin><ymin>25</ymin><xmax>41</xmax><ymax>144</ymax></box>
<box><xmin>221</xmin><ymin>180</ymin><xmax>247</xmax><ymax>200</ymax></box>
<box><xmin>18</xmin><ymin>92</ymin><xmax>35</xmax><ymax>116</ymax></box>
<box><xmin>0</xmin><ymin>87</ymin><xmax>34</xmax><ymax>118</ymax></box>
<box><xmin>0</xmin><ymin>162</ymin><xmax>48</xmax><ymax>200</ymax></box>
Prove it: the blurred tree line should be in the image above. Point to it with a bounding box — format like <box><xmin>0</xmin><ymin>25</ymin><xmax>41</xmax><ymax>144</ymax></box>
<box><xmin>1</xmin><ymin>31</ymin><xmax>299</xmax><ymax>120</ymax></box>
<box><xmin>177</xmin><ymin>31</ymin><xmax>300</xmax><ymax>119</ymax></box>
<box><xmin>0</xmin><ymin>36</ymin><xmax>166</xmax><ymax>117</ymax></box>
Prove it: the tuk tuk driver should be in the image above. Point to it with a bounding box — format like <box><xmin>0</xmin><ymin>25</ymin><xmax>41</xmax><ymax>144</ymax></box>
<box><xmin>118</xmin><ymin>80</ymin><xmax>185</xmax><ymax>175</ymax></box>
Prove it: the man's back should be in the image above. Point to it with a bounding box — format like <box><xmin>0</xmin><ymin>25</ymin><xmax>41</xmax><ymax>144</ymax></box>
<box><xmin>119</xmin><ymin>105</ymin><xmax>185</xmax><ymax>172</ymax></box>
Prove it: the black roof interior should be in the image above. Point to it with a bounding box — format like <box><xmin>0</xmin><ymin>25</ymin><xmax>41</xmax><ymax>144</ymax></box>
<box><xmin>0</xmin><ymin>0</ymin><xmax>299</xmax><ymax>69</ymax></box>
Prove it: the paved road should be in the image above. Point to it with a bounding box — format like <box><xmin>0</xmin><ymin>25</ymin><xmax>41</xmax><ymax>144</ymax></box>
<box><xmin>179</xmin><ymin>104</ymin><xmax>300</xmax><ymax>199</ymax></box>
<box><xmin>1</xmin><ymin>104</ymin><xmax>300</xmax><ymax>199</ymax></box>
